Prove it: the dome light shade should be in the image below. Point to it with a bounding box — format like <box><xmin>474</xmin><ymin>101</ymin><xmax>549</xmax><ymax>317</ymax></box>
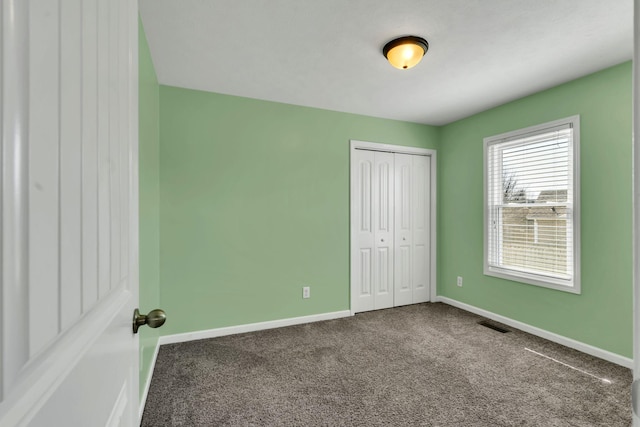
<box><xmin>383</xmin><ymin>36</ymin><xmax>429</xmax><ymax>70</ymax></box>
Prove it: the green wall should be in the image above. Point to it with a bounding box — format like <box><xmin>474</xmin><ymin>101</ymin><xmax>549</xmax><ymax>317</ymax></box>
<box><xmin>138</xmin><ymin>18</ymin><xmax>160</xmax><ymax>398</ymax></box>
<box><xmin>158</xmin><ymin>86</ymin><xmax>440</xmax><ymax>335</ymax></box>
<box><xmin>439</xmin><ymin>62</ymin><xmax>632</xmax><ymax>357</ymax></box>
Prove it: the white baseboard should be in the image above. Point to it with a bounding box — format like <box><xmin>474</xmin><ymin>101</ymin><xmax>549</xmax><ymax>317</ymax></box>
<box><xmin>435</xmin><ymin>296</ymin><xmax>633</xmax><ymax>369</ymax></box>
<box><xmin>159</xmin><ymin>310</ymin><xmax>353</xmax><ymax>346</ymax></box>
<box><xmin>138</xmin><ymin>339</ymin><xmax>160</xmax><ymax>420</ymax></box>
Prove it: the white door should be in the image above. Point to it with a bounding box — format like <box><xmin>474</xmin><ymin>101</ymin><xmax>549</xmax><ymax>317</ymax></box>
<box><xmin>0</xmin><ymin>0</ymin><xmax>140</xmax><ymax>426</ymax></box>
<box><xmin>351</xmin><ymin>141</ymin><xmax>435</xmax><ymax>314</ymax></box>
<box><xmin>373</xmin><ymin>151</ymin><xmax>395</xmax><ymax>310</ymax></box>
<box><xmin>393</xmin><ymin>154</ymin><xmax>431</xmax><ymax>307</ymax></box>
<box><xmin>351</xmin><ymin>150</ymin><xmax>395</xmax><ymax>312</ymax></box>
<box><xmin>352</xmin><ymin>149</ymin><xmax>375</xmax><ymax>312</ymax></box>
<box><xmin>393</xmin><ymin>153</ymin><xmax>413</xmax><ymax>306</ymax></box>
<box><xmin>410</xmin><ymin>154</ymin><xmax>431</xmax><ymax>304</ymax></box>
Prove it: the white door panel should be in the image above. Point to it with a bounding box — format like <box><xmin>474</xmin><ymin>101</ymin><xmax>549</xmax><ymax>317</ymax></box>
<box><xmin>412</xmin><ymin>155</ymin><xmax>430</xmax><ymax>303</ymax></box>
<box><xmin>373</xmin><ymin>152</ymin><xmax>394</xmax><ymax>310</ymax></box>
<box><xmin>23</xmin><ymin>291</ymin><xmax>136</xmax><ymax>427</ymax></box>
<box><xmin>59</xmin><ymin>0</ymin><xmax>84</xmax><ymax>331</ymax></box>
<box><xmin>1</xmin><ymin>0</ymin><xmax>140</xmax><ymax>425</ymax></box>
<box><xmin>28</xmin><ymin>0</ymin><xmax>62</xmax><ymax>357</ymax></box>
<box><xmin>352</xmin><ymin>150</ymin><xmax>375</xmax><ymax>312</ymax></box>
<box><xmin>81</xmin><ymin>0</ymin><xmax>101</xmax><ymax>311</ymax></box>
<box><xmin>394</xmin><ymin>153</ymin><xmax>413</xmax><ymax>306</ymax></box>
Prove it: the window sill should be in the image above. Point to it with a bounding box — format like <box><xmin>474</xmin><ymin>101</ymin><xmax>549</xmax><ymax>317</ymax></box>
<box><xmin>484</xmin><ymin>266</ymin><xmax>580</xmax><ymax>294</ymax></box>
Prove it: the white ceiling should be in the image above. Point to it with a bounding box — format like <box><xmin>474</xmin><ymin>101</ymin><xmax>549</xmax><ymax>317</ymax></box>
<box><xmin>139</xmin><ymin>0</ymin><xmax>633</xmax><ymax>126</ymax></box>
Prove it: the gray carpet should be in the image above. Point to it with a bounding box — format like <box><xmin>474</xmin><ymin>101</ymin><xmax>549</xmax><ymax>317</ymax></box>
<box><xmin>142</xmin><ymin>303</ymin><xmax>631</xmax><ymax>426</ymax></box>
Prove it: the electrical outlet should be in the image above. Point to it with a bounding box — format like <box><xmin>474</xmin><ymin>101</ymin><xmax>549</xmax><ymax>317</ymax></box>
<box><xmin>302</xmin><ymin>286</ymin><xmax>311</xmax><ymax>299</ymax></box>
<box><xmin>457</xmin><ymin>276</ymin><xmax>463</xmax><ymax>287</ymax></box>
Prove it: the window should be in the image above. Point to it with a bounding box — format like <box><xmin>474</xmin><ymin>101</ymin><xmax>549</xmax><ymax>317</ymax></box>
<box><xmin>484</xmin><ymin>116</ymin><xmax>580</xmax><ymax>293</ymax></box>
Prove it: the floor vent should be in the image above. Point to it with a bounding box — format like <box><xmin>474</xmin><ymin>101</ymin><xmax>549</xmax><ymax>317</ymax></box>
<box><xmin>478</xmin><ymin>320</ymin><xmax>511</xmax><ymax>333</ymax></box>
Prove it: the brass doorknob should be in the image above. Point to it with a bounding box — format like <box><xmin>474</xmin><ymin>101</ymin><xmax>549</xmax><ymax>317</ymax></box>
<box><xmin>133</xmin><ymin>308</ymin><xmax>166</xmax><ymax>334</ymax></box>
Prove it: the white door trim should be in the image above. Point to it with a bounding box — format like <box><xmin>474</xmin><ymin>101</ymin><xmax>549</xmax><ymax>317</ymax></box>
<box><xmin>349</xmin><ymin>140</ymin><xmax>437</xmax><ymax>315</ymax></box>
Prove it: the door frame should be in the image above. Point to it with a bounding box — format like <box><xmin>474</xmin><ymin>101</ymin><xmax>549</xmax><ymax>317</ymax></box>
<box><xmin>349</xmin><ymin>140</ymin><xmax>437</xmax><ymax>315</ymax></box>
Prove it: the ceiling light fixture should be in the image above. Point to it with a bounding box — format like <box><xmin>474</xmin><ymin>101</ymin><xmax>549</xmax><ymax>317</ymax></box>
<box><xmin>383</xmin><ymin>36</ymin><xmax>429</xmax><ymax>70</ymax></box>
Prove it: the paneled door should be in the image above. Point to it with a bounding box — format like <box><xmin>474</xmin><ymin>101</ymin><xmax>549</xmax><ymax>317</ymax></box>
<box><xmin>352</xmin><ymin>150</ymin><xmax>395</xmax><ymax>312</ymax></box>
<box><xmin>350</xmin><ymin>141</ymin><xmax>436</xmax><ymax>314</ymax></box>
<box><xmin>410</xmin><ymin>155</ymin><xmax>431</xmax><ymax>304</ymax></box>
<box><xmin>1</xmin><ymin>0</ymin><xmax>140</xmax><ymax>425</ymax></box>
<box><xmin>394</xmin><ymin>154</ymin><xmax>431</xmax><ymax>307</ymax></box>
<box><xmin>393</xmin><ymin>153</ymin><xmax>413</xmax><ymax>306</ymax></box>
<box><xmin>393</xmin><ymin>153</ymin><xmax>431</xmax><ymax>307</ymax></box>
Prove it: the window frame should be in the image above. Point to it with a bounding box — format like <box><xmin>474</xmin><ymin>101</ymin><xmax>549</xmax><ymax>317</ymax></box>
<box><xmin>483</xmin><ymin>115</ymin><xmax>581</xmax><ymax>294</ymax></box>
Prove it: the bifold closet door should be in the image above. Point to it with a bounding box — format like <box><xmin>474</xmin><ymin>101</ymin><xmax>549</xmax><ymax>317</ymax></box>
<box><xmin>353</xmin><ymin>150</ymin><xmax>394</xmax><ymax>312</ymax></box>
<box><xmin>352</xmin><ymin>149</ymin><xmax>430</xmax><ymax>313</ymax></box>
<box><xmin>394</xmin><ymin>154</ymin><xmax>430</xmax><ymax>306</ymax></box>
<box><xmin>412</xmin><ymin>155</ymin><xmax>431</xmax><ymax>303</ymax></box>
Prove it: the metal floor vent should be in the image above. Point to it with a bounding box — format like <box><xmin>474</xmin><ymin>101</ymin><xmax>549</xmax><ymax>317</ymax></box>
<box><xmin>478</xmin><ymin>320</ymin><xmax>511</xmax><ymax>333</ymax></box>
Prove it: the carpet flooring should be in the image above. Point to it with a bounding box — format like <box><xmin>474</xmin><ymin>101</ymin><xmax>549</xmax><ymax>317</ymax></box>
<box><xmin>142</xmin><ymin>303</ymin><xmax>631</xmax><ymax>426</ymax></box>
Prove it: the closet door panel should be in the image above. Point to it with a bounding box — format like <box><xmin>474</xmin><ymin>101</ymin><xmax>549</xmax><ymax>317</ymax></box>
<box><xmin>394</xmin><ymin>153</ymin><xmax>413</xmax><ymax>306</ymax></box>
<box><xmin>352</xmin><ymin>150</ymin><xmax>375</xmax><ymax>312</ymax></box>
<box><xmin>412</xmin><ymin>155</ymin><xmax>431</xmax><ymax>303</ymax></box>
<box><xmin>373</xmin><ymin>152</ymin><xmax>394</xmax><ymax>309</ymax></box>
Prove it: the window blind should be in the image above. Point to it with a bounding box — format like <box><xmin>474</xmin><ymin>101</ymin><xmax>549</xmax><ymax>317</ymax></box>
<box><xmin>486</xmin><ymin>122</ymin><xmax>575</xmax><ymax>285</ymax></box>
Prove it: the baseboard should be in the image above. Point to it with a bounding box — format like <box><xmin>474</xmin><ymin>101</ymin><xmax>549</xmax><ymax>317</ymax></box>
<box><xmin>435</xmin><ymin>296</ymin><xmax>633</xmax><ymax>369</ymax></box>
<box><xmin>138</xmin><ymin>340</ymin><xmax>160</xmax><ymax>420</ymax></box>
<box><xmin>159</xmin><ymin>310</ymin><xmax>353</xmax><ymax>346</ymax></box>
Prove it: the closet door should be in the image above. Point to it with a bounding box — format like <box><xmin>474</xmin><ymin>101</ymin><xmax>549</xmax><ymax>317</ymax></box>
<box><xmin>352</xmin><ymin>150</ymin><xmax>394</xmax><ymax>312</ymax></box>
<box><xmin>351</xmin><ymin>146</ymin><xmax>431</xmax><ymax>313</ymax></box>
<box><xmin>352</xmin><ymin>150</ymin><xmax>375</xmax><ymax>312</ymax></box>
<box><xmin>394</xmin><ymin>154</ymin><xmax>431</xmax><ymax>306</ymax></box>
<box><xmin>372</xmin><ymin>152</ymin><xmax>395</xmax><ymax>309</ymax></box>
<box><xmin>394</xmin><ymin>154</ymin><xmax>413</xmax><ymax>306</ymax></box>
<box><xmin>412</xmin><ymin>155</ymin><xmax>431</xmax><ymax>303</ymax></box>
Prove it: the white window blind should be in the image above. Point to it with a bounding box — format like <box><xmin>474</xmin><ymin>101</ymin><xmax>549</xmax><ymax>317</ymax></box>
<box><xmin>484</xmin><ymin>116</ymin><xmax>580</xmax><ymax>293</ymax></box>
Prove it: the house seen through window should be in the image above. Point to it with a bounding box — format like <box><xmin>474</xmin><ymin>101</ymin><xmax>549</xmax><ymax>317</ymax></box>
<box><xmin>484</xmin><ymin>116</ymin><xmax>580</xmax><ymax>293</ymax></box>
